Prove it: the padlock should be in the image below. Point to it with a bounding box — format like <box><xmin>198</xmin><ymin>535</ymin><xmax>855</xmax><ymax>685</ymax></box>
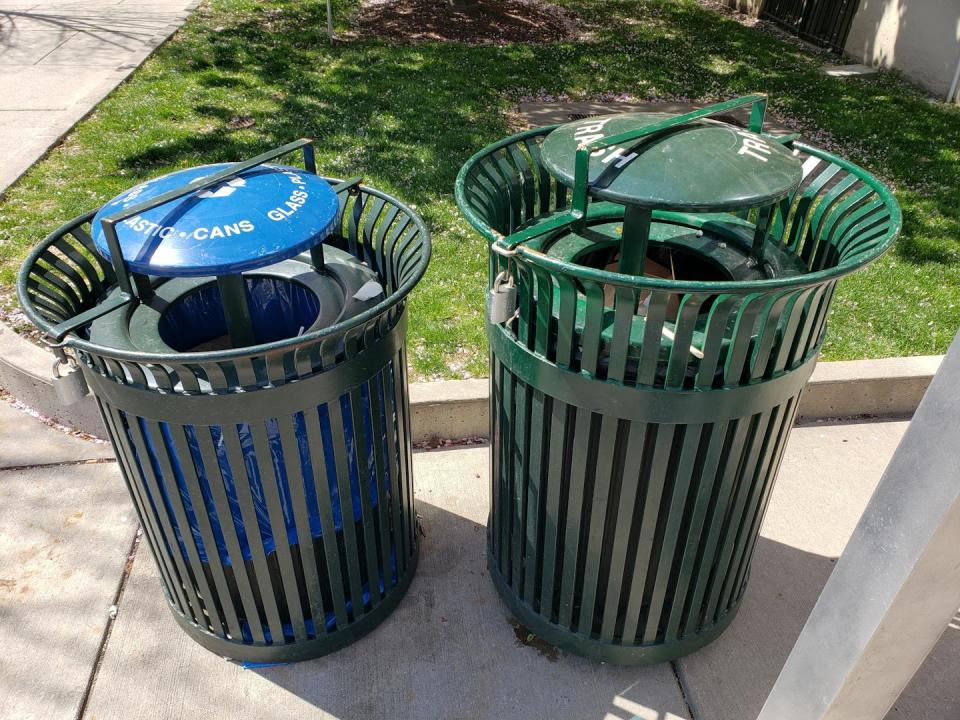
<box><xmin>51</xmin><ymin>357</ymin><xmax>89</xmax><ymax>406</ymax></box>
<box><xmin>487</xmin><ymin>270</ymin><xmax>517</xmax><ymax>325</ymax></box>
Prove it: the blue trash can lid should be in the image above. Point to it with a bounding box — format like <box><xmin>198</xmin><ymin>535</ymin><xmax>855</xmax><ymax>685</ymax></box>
<box><xmin>90</xmin><ymin>163</ymin><xmax>339</xmax><ymax>277</ymax></box>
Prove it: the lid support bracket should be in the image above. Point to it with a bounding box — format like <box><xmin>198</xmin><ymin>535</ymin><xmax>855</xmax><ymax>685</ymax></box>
<box><xmin>751</xmin><ymin>204</ymin><xmax>774</xmax><ymax>267</ymax></box>
<box><xmin>217</xmin><ymin>274</ymin><xmax>256</xmax><ymax>349</ymax></box>
<box><xmin>133</xmin><ymin>273</ymin><xmax>154</xmax><ymax>302</ymax></box>
<box><xmin>100</xmin><ymin>218</ymin><xmax>134</xmax><ymax>297</ymax></box>
<box><xmin>619</xmin><ymin>206</ymin><xmax>652</xmax><ymax>276</ymax></box>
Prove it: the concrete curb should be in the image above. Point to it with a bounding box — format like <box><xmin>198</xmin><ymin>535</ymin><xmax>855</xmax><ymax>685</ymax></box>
<box><xmin>0</xmin><ymin>319</ymin><xmax>105</xmax><ymax>432</ymax></box>
<box><xmin>410</xmin><ymin>378</ymin><xmax>489</xmax><ymax>442</ymax></box>
<box><xmin>795</xmin><ymin>355</ymin><xmax>942</xmax><ymax>422</ymax></box>
<box><xmin>0</xmin><ymin>317</ymin><xmax>941</xmax><ymax>442</ymax></box>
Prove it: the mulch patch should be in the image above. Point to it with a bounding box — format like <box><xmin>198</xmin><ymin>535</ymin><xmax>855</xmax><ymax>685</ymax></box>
<box><xmin>351</xmin><ymin>0</ymin><xmax>581</xmax><ymax>44</ymax></box>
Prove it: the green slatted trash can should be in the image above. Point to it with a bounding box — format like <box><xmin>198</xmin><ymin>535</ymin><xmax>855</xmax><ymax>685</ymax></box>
<box><xmin>17</xmin><ymin>140</ymin><xmax>431</xmax><ymax>663</ymax></box>
<box><xmin>455</xmin><ymin>96</ymin><xmax>900</xmax><ymax>664</ymax></box>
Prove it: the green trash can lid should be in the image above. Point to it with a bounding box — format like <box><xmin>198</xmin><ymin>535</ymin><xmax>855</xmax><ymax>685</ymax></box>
<box><xmin>540</xmin><ymin>112</ymin><xmax>803</xmax><ymax>211</ymax></box>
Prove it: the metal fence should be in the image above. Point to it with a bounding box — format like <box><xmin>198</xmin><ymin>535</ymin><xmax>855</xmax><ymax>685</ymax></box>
<box><xmin>761</xmin><ymin>0</ymin><xmax>860</xmax><ymax>52</ymax></box>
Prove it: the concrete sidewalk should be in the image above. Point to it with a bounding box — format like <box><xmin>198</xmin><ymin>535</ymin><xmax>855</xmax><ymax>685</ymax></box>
<box><xmin>0</xmin><ymin>0</ymin><xmax>197</xmax><ymax>194</ymax></box>
<box><xmin>1</xmin><ymin>396</ymin><xmax>958</xmax><ymax>719</ymax></box>
<box><xmin>0</xmin><ymin>399</ymin><xmax>128</xmax><ymax>720</ymax></box>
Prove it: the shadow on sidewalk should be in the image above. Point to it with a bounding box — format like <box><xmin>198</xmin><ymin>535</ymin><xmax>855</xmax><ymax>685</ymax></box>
<box><xmin>250</xmin><ymin>503</ymin><xmax>960</xmax><ymax>720</ymax></box>
<box><xmin>681</xmin><ymin>534</ymin><xmax>960</xmax><ymax>720</ymax></box>
<box><xmin>678</xmin><ymin>535</ymin><xmax>839</xmax><ymax>719</ymax></box>
<box><xmin>248</xmin><ymin>498</ymin><xmax>693</xmax><ymax>720</ymax></box>
<box><xmin>69</xmin><ymin>442</ymin><xmax>960</xmax><ymax>719</ymax></box>
<box><xmin>0</xmin><ymin>462</ymin><xmax>135</xmax><ymax>719</ymax></box>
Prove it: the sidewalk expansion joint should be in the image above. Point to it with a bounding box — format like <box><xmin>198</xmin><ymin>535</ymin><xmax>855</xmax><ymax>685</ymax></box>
<box><xmin>74</xmin><ymin>525</ymin><xmax>142</xmax><ymax>720</ymax></box>
<box><xmin>0</xmin><ymin>457</ymin><xmax>116</xmax><ymax>473</ymax></box>
<box><xmin>671</xmin><ymin>660</ymin><xmax>698</xmax><ymax>720</ymax></box>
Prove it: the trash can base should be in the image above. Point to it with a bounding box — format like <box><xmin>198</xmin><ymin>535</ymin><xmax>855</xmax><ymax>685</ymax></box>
<box><xmin>488</xmin><ymin>555</ymin><xmax>742</xmax><ymax>666</ymax></box>
<box><xmin>166</xmin><ymin>543</ymin><xmax>420</xmax><ymax>664</ymax></box>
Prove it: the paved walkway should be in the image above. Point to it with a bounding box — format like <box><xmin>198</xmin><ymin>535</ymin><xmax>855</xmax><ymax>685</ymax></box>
<box><xmin>0</xmin><ymin>0</ymin><xmax>197</xmax><ymax>194</ymax></box>
<box><xmin>1</xmin><ymin>395</ymin><xmax>958</xmax><ymax>719</ymax></box>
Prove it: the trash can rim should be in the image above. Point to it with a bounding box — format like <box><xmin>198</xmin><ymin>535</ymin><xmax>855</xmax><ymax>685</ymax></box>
<box><xmin>17</xmin><ymin>178</ymin><xmax>432</xmax><ymax>363</ymax></box>
<box><xmin>454</xmin><ymin>127</ymin><xmax>901</xmax><ymax>295</ymax></box>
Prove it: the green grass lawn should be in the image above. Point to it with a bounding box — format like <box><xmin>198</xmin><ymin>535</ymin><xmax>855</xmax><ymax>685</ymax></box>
<box><xmin>1</xmin><ymin>0</ymin><xmax>958</xmax><ymax>379</ymax></box>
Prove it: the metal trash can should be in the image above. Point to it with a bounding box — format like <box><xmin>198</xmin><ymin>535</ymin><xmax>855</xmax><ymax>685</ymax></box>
<box><xmin>17</xmin><ymin>140</ymin><xmax>431</xmax><ymax>663</ymax></box>
<box><xmin>455</xmin><ymin>96</ymin><xmax>900</xmax><ymax>664</ymax></box>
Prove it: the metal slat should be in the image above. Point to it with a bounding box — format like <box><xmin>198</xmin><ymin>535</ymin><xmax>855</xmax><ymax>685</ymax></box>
<box><xmin>748</xmin><ymin>293</ymin><xmax>793</xmax><ymax>381</ymax></box>
<box><xmin>554</xmin><ymin>276</ymin><xmax>579</xmax><ymax>368</ymax></box>
<box><xmin>249</xmin><ymin>421</ymin><xmax>308</xmax><ymax>641</ymax></box>
<box><xmin>598</xmin><ymin>420</ymin><xmax>648</xmax><ymax>641</ymax></box>
<box><xmin>640</xmin><ymin>423</ymin><xmax>706</xmax><ymax>644</ymax></box>
<box><xmin>347</xmin><ymin>385</ymin><xmax>385</xmax><ymax>608</ymax></box>
<box><xmin>193</xmin><ymin>426</ymin><xmax>266</xmax><ymax>642</ymax></box>
<box><xmin>390</xmin><ymin>349</ymin><xmax>414</xmax><ymax>570</ymax></box>
<box><xmin>665</xmin><ymin>294</ymin><xmax>705</xmax><ymax>389</ymax></box>
<box><xmin>663</xmin><ymin>422</ymin><xmax>730</xmax><ymax>641</ymax></box>
<box><xmin>511</xmin><ymin>378</ymin><xmax>531</xmax><ymax>591</ymax></box>
<box><xmin>531</xmin><ymin>265</ymin><xmax>555</xmax><ymax>359</ymax></box>
<box><xmin>681</xmin><ymin>418</ymin><xmax>753</xmax><ymax>635</ymax></box>
<box><xmin>142</xmin><ymin>420</ymin><xmax>223</xmax><ymax>634</ymax></box>
<box><xmin>101</xmin><ymin>403</ymin><xmax>185</xmax><ymax>615</ymax></box>
<box><xmin>579</xmin><ymin>282</ymin><xmax>606</xmax><ymax>375</ymax></box>
<box><xmin>785</xmin><ymin>285</ymin><xmax>828</xmax><ymax>368</ymax></box>
<box><xmin>506</xmin><ymin>143</ymin><xmax>537</xmax><ymax>225</ymax></box>
<box><xmin>325</xmin><ymin>398</ymin><xmax>367</xmax><ymax>620</ymax></box>
<box><xmin>515</xmin><ymin>258</ymin><xmax>534</xmax><ymax>351</ymax></box>
<box><xmin>636</xmin><ymin>293</ymin><xmax>670</xmax><ymax>387</ymax></box>
<box><xmin>522</xmin><ymin>388</ymin><xmax>548</xmax><ymax>607</ymax></box>
<box><xmin>729</xmin><ymin>399</ymin><xmax>800</xmax><ymax>602</ymax></box>
<box><xmin>489</xmin><ymin>360</ymin><xmax>502</xmax><ymax>566</ymax></box>
<box><xmin>501</xmin><ymin>367</ymin><xmax>516</xmax><ymax>580</ymax></box>
<box><xmin>716</xmin><ymin>405</ymin><xmax>787</xmax><ymax>615</ymax></box>
<box><xmin>723</xmin><ymin>295</ymin><xmax>765</xmax><ymax>385</ymax></box>
<box><xmin>395</xmin><ymin>346</ymin><xmax>417</xmax><ymax>560</ymax></box>
<box><xmin>620</xmin><ymin>424</ymin><xmax>677</xmax><ymax>643</ymax></box>
<box><xmin>51</xmin><ymin>236</ymin><xmax>103</xmax><ymax>296</ymax></box>
<box><xmin>800</xmin><ymin>282</ymin><xmax>837</xmax><ymax>361</ymax></box>
<box><xmin>771</xmin><ymin>288</ymin><xmax>817</xmax><ymax>374</ymax></box>
<box><xmin>575</xmin><ymin>415</ymin><xmax>621</xmax><ymax>636</ymax></box>
<box><xmin>608</xmin><ymin>288</ymin><xmax>638</xmax><ymax>383</ymax></box>
<box><xmin>538</xmin><ymin>396</ymin><xmax>571</xmax><ymax>623</ymax></box>
<box><xmin>220</xmin><ymin>425</ymin><xmax>287</xmax><ymax>643</ymax></box>
<box><xmin>276</xmin><ymin>414</ymin><xmax>328</xmax><ymax>637</ymax></box>
<box><xmin>556</xmin><ymin>407</ymin><xmax>596</xmax><ymax>630</ymax></box>
<box><xmin>168</xmin><ymin>425</ymin><xmax>242</xmax><ymax>640</ymax></box>
<box><xmin>301</xmin><ymin>408</ymin><xmax>350</xmax><ymax>631</ymax></box>
<box><xmin>126</xmin><ymin>416</ymin><xmax>204</xmax><ymax>626</ymax></box>
<box><xmin>370</xmin><ymin>373</ymin><xmax>396</xmax><ymax>594</ymax></box>
<box><xmin>702</xmin><ymin>410</ymin><xmax>774</xmax><ymax>624</ymax></box>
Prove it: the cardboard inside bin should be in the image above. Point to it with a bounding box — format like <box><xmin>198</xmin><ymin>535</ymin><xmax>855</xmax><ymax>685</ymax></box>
<box><xmin>602</xmin><ymin>251</ymin><xmax>704</xmax><ymax>359</ymax></box>
<box><xmin>602</xmin><ymin>253</ymin><xmax>679</xmax><ymax>317</ymax></box>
